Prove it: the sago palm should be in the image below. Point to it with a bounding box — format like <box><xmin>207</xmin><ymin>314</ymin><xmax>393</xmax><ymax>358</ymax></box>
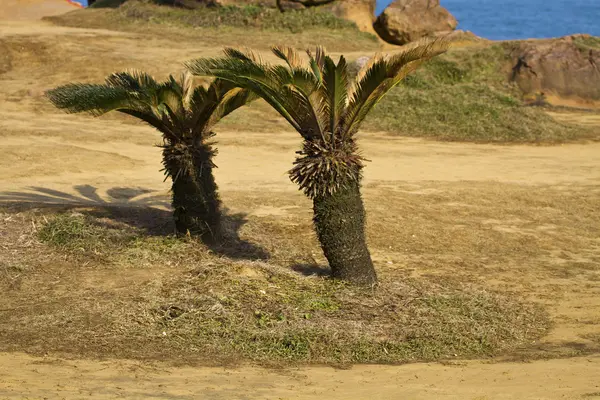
<box><xmin>46</xmin><ymin>71</ymin><xmax>254</xmax><ymax>243</ymax></box>
<box><xmin>186</xmin><ymin>41</ymin><xmax>447</xmax><ymax>284</ymax></box>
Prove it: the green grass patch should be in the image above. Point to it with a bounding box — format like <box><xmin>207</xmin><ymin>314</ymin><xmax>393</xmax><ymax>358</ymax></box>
<box><xmin>364</xmin><ymin>83</ymin><xmax>588</xmax><ymax>142</ymax></box>
<box><xmin>38</xmin><ymin>212</ymin><xmax>138</xmax><ymax>257</ymax></box>
<box><xmin>363</xmin><ymin>45</ymin><xmax>597</xmax><ymax>142</ymax></box>
<box><xmin>27</xmin><ymin>209</ymin><xmax>551</xmax><ymax>364</ymax></box>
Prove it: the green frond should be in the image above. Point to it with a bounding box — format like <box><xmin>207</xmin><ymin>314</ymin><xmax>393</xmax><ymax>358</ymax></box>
<box><xmin>186</xmin><ymin>56</ymin><xmax>269</xmax><ymax>86</ymax></box>
<box><xmin>119</xmin><ymin>109</ymin><xmax>179</xmax><ymax>142</ymax></box>
<box><xmin>321</xmin><ymin>55</ymin><xmax>349</xmax><ymax>134</ymax></box>
<box><xmin>347</xmin><ymin>53</ymin><xmax>382</xmax><ymax>101</ymax></box>
<box><xmin>187</xmin><ymin>53</ymin><xmax>323</xmax><ymax>138</ymax></box>
<box><xmin>343</xmin><ymin>39</ymin><xmax>449</xmax><ymax>136</ymax></box>
<box><xmin>223</xmin><ymin>47</ymin><xmax>262</xmax><ymax>64</ymax></box>
<box><xmin>46</xmin><ymin>83</ymin><xmax>135</xmax><ymax>116</ymax></box>
<box><xmin>105</xmin><ymin>70</ymin><xmax>159</xmax><ymax>92</ymax></box>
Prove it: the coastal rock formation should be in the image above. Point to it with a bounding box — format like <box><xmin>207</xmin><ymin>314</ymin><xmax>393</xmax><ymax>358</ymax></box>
<box><xmin>510</xmin><ymin>35</ymin><xmax>600</xmax><ymax>102</ymax></box>
<box><xmin>373</xmin><ymin>0</ymin><xmax>457</xmax><ymax>45</ymax></box>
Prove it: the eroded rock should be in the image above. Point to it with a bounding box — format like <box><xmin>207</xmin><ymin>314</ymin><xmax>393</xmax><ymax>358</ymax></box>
<box><xmin>509</xmin><ymin>35</ymin><xmax>600</xmax><ymax>102</ymax></box>
<box><xmin>373</xmin><ymin>0</ymin><xmax>457</xmax><ymax>45</ymax></box>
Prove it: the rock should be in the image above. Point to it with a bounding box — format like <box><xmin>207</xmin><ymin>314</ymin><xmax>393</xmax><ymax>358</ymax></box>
<box><xmin>434</xmin><ymin>29</ymin><xmax>485</xmax><ymax>43</ymax></box>
<box><xmin>509</xmin><ymin>35</ymin><xmax>600</xmax><ymax>102</ymax></box>
<box><xmin>373</xmin><ymin>0</ymin><xmax>457</xmax><ymax>45</ymax></box>
<box><xmin>347</xmin><ymin>55</ymin><xmax>371</xmax><ymax>77</ymax></box>
<box><xmin>326</xmin><ymin>0</ymin><xmax>377</xmax><ymax>35</ymax></box>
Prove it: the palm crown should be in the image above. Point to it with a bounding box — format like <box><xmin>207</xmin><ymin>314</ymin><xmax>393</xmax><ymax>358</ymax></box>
<box><xmin>46</xmin><ymin>70</ymin><xmax>253</xmax><ymax>145</ymax></box>
<box><xmin>47</xmin><ymin>71</ymin><xmax>254</xmax><ymax>240</ymax></box>
<box><xmin>186</xmin><ymin>41</ymin><xmax>448</xmax><ymax>197</ymax></box>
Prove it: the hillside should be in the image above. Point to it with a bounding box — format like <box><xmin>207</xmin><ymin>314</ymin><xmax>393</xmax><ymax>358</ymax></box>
<box><xmin>44</xmin><ymin>0</ymin><xmax>600</xmax><ymax>143</ymax></box>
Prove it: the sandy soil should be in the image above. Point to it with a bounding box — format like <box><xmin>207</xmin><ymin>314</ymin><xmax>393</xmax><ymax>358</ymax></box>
<box><xmin>1</xmin><ymin>352</ymin><xmax>600</xmax><ymax>399</ymax></box>
<box><xmin>0</xmin><ymin>0</ymin><xmax>78</xmax><ymax>21</ymax></box>
<box><xmin>1</xmin><ymin>6</ymin><xmax>600</xmax><ymax>399</ymax></box>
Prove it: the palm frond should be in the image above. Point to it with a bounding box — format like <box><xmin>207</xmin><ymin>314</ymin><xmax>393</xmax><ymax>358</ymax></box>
<box><xmin>321</xmin><ymin>55</ymin><xmax>349</xmax><ymax>134</ymax></box>
<box><xmin>46</xmin><ymin>83</ymin><xmax>136</xmax><ymax>116</ymax></box>
<box><xmin>119</xmin><ymin>109</ymin><xmax>179</xmax><ymax>142</ymax></box>
<box><xmin>207</xmin><ymin>86</ymin><xmax>257</xmax><ymax>130</ymax></box>
<box><xmin>343</xmin><ymin>39</ymin><xmax>449</xmax><ymax>136</ymax></box>
<box><xmin>180</xmin><ymin>71</ymin><xmax>195</xmax><ymax>110</ymax></box>
<box><xmin>272</xmin><ymin>45</ymin><xmax>305</xmax><ymax>70</ymax></box>
<box><xmin>105</xmin><ymin>70</ymin><xmax>159</xmax><ymax>93</ymax></box>
<box><xmin>223</xmin><ymin>47</ymin><xmax>263</xmax><ymax>64</ymax></box>
<box><xmin>187</xmin><ymin>53</ymin><xmax>322</xmax><ymax>138</ymax></box>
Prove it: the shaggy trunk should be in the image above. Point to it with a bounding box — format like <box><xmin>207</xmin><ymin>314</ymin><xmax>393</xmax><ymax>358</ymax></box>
<box><xmin>164</xmin><ymin>142</ymin><xmax>222</xmax><ymax>243</ymax></box>
<box><xmin>312</xmin><ymin>179</ymin><xmax>377</xmax><ymax>285</ymax></box>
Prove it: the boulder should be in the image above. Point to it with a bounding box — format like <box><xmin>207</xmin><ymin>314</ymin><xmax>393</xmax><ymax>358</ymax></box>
<box><xmin>509</xmin><ymin>35</ymin><xmax>600</xmax><ymax>102</ymax></box>
<box><xmin>373</xmin><ymin>0</ymin><xmax>457</xmax><ymax>45</ymax></box>
<box><xmin>326</xmin><ymin>0</ymin><xmax>377</xmax><ymax>35</ymax></box>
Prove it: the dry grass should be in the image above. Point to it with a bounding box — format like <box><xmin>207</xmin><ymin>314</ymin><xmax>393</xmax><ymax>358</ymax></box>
<box><xmin>2</xmin><ymin>181</ymin><xmax>600</xmax><ymax>365</ymax></box>
<box><xmin>0</xmin><ymin>207</ymin><xmax>549</xmax><ymax>365</ymax></box>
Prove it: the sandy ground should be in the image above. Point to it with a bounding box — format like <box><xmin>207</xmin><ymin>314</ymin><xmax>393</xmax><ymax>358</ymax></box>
<box><xmin>0</xmin><ymin>0</ymin><xmax>78</xmax><ymax>21</ymax></box>
<box><xmin>1</xmin><ymin>4</ymin><xmax>600</xmax><ymax>399</ymax></box>
<box><xmin>1</xmin><ymin>352</ymin><xmax>600</xmax><ymax>399</ymax></box>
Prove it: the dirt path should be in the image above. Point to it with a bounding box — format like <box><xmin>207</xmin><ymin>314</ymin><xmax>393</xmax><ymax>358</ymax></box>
<box><xmin>0</xmin><ymin>0</ymin><xmax>77</xmax><ymax>21</ymax></box>
<box><xmin>0</xmin><ymin>352</ymin><xmax>599</xmax><ymax>399</ymax></box>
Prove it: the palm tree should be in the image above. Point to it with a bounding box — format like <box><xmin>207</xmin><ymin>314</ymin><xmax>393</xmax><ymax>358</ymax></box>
<box><xmin>186</xmin><ymin>42</ymin><xmax>447</xmax><ymax>284</ymax></box>
<box><xmin>46</xmin><ymin>71</ymin><xmax>254</xmax><ymax>243</ymax></box>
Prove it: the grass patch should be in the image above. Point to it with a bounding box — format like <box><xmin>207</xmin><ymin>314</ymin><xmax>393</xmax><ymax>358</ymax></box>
<box><xmin>38</xmin><ymin>212</ymin><xmax>138</xmax><ymax>258</ymax></box>
<box><xmin>5</xmin><ymin>207</ymin><xmax>551</xmax><ymax>364</ymax></box>
<box><xmin>364</xmin><ymin>45</ymin><xmax>597</xmax><ymax>142</ymax></box>
<box><xmin>115</xmin><ymin>0</ymin><xmax>364</xmax><ymax>33</ymax></box>
<box><xmin>152</xmin><ymin>264</ymin><xmax>549</xmax><ymax>364</ymax></box>
<box><xmin>47</xmin><ymin>0</ymin><xmax>378</xmax><ymax>51</ymax></box>
<box><xmin>364</xmin><ymin>83</ymin><xmax>588</xmax><ymax>142</ymax></box>
<box><xmin>573</xmin><ymin>35</ymin><xmax>600</xmax><ymax>52</ymax></box>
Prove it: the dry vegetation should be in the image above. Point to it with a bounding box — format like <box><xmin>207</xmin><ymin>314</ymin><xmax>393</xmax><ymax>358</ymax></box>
<box><xmin>1</xmin><ymin>181</ymin><xmax>599</xmax><ymax>364</ymax></box>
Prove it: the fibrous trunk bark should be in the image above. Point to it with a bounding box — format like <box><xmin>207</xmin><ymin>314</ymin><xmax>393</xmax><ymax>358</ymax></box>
<box><xmin>164</xmin><ymin>143</ymin><xmax>222</xmax><ymax>243</ymax></box>
<box><xmin>312</xmin><ymin>179</ymin><xmax>377</xmax><ymax>285</ymax></box>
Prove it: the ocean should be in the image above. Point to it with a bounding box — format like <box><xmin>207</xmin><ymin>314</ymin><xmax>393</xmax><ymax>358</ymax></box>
<box><xmin>375</xmin><ymin>0</ymin><xmax>600</xmax><ymax>40</ymax></box>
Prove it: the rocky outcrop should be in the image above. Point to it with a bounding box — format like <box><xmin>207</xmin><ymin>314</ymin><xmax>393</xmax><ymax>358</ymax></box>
<box><xmin>373</xmin><ymin>0</ymin><xmax>457</xmax><ymax>45</ymax></box>
<box><xmin>509</xmin><ymin>35</ymin><xmax>600</xmax><ymax>102</ymax></box>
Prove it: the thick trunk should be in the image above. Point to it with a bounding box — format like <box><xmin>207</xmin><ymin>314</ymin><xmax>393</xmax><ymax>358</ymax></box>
<box><xmin>312</xmin><ymin>179</ymin><xmax>377</xmax><ymax>285</ymax></box>
<box><xmin>164</xmin><ymin>143</ymin><xmax>222</xmax><ymax>243</ymax></box>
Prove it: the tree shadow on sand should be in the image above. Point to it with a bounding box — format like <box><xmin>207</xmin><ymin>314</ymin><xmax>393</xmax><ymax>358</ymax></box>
<box><xmin>0</xmin><ymin>185</ymin><xmax>269</xmax><ymax>261</ymax></box>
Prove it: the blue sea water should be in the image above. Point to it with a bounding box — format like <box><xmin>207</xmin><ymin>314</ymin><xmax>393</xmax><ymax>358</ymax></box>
<box><xmin>375</xmin><ymin>0</ymin><xmax>600</xmax><ymax>40</ymax></box>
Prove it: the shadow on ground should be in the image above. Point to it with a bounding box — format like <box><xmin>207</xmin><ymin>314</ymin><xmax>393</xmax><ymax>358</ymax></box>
<box><xmin>0</xmin><ymin>185</ymin><xmax>269</xmax><ymax>261</ymax></box>
<box><xmin>291</xmin><ymin>263</ymin><xmax>331</xmax><ymax>277</ymax></box>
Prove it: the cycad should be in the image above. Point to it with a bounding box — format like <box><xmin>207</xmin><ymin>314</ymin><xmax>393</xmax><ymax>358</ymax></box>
<box><xmin>186</xmin><ymin>41</ymin><xmax>447</xmax><ymax>284</ymax></box>
<box><xmin>46</xmin><ymin>71</ymin><xmax>254</xmax><ymax>242</ymax></box>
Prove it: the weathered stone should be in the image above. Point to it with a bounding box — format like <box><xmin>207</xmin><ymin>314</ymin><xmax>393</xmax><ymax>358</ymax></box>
<box><xmin>373</xmin><ymin>0</ymin><xmax>457</xmax><ymax>45</ymax></box>
<box><xmin>509</xmin><ymin>35</ymin><xmax>600</xmax><ymax>102</ymax></box>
